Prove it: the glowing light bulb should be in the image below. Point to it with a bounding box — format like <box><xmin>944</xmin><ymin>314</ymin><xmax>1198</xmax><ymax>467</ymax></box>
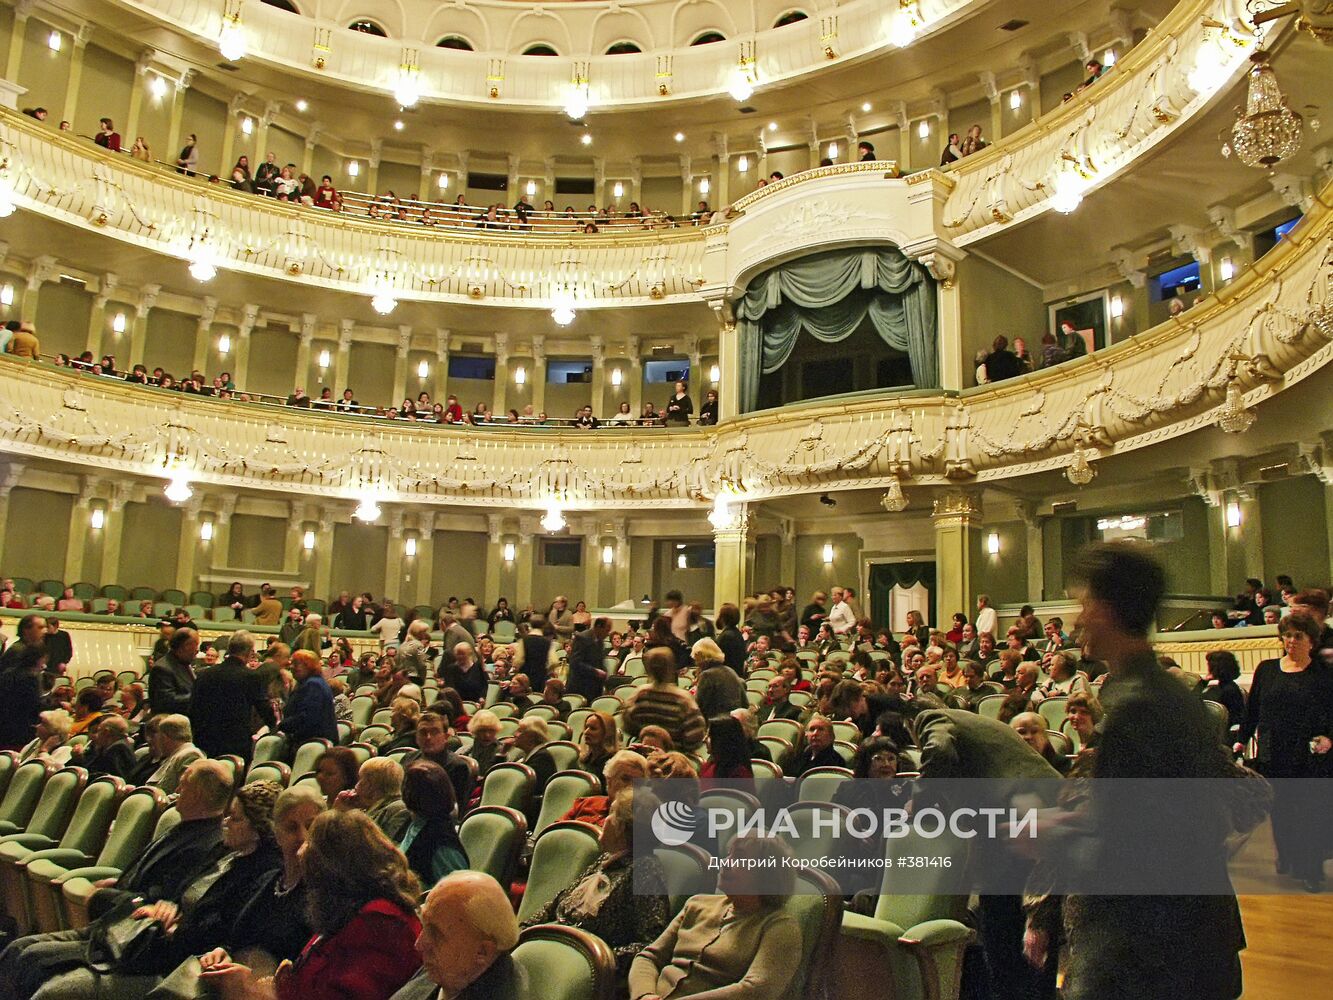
<box><xmin>90</xmin><ymin>508</ymin><xmax>105</xmax><ymax>529</ymax></box>
<box><xmin>737</xmin><ymin>155</ymin><xmax>749</xmax><ymax>173</ymax></box>
<box><xmin>417</xmin><ymin>359</ymin><xmax>429</xmax><ymax>379</ymax></box>
<box><xmin>219</xmin><ymin>18</ymin><xmax>247</xmax><ymax>62</ymax></box>
<box><xmin>164</xmin><ymin>473</ymin><xmax>193</xmax><ymax>504</ymax></box>
<box><xmin>1009</xmin><ymin>90</ymin><xmax>1022</xmax><ymax>110</ymax></box>
<box><xmin>200</xmin><ymin>521</ymin><xmax>214</xmax><ymax>541</ymax></box>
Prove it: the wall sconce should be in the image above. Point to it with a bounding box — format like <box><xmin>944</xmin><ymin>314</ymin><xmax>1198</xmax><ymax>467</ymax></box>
<box><xmin>405</xmin><ymin>537</ymin><xmax>417</xmax><ymax>557</ymax></box>
<box><xmin>1103</xmin><ymin>48</ymin><xmax>1117</xmax><ymax>67</ymax></box>
<box><xmin>1225</xmin><ymin>501</ymin><xmax>1241</xmax><ymax>528</ymax></box>
<box><xmin>709</xmin><ymin>364</ymin><xmax>720</xmax><ymax>384</ymax></box>
<box><xmin>0</xmin><ymin>284</ymin><xmax>14</xmax><ymax>306</ymax></box>
<box><xmin>48</xmin><ymin>31</ymin><xmax>62</xmax><ymax>52</ymax></box>
<box><xmin>347</xmin><ymin>160</ymin><xmax>360</xmax><ymax>178</ymax></box>
<box><xmin>698</xmin><ymin>177</ymin><xmax>710</xmax><ymax>194</ymax></box>
<box><xmin>612</xmin><ymin>182</ymin><xmax>624</xmax><ymax>199</ymax></box>
<box><xmin>318</xmin><ymin>349</ymin><xmax>330</xmax><ymax>370</ymax></box>
<box><xmin>602</xmin><ymin>543</ymin><xmax>614</xmax><ymax>565</ymax></box>
<box><xmin>437</xmin><ymin>173</ymin><xmax>449</xmax><ymax>189</ymax></box>
<box><xmin>110</xmin><ymin>312</ymin><xmax>126</xmax><ymax>333</ymax></box>
<box><xmin>677</xmin><ymin>553</ymin><xmax>687</xmax><ymax>569</ymax></box>
<box><xmin>610</xmin><ymin>368</ymin><xmax>622</xmax><ymax>387</ymax></box>
<box><xmin>417</xmin><ymin>359</ymin><xmax>429</xmax><ymax>379</ymax></box>
<box><xmin>525</xmin><ymin>180</ymin><xmax>536</xmax><ymax>197</ymax></box>
<box><xmin>917</xmin><ymin>119</ymin><xmax>930</xmax><ymax>139</ymax></box>
<box><xmin>1219</xmin><ymin>257</ymin><xmax>1235</xmax><ymax>281</ymax></box>
<box><xmin>827</xmin><ymin>142</ymin><xmax>839</xmax><ymax>159</ymax></box>
<box><xmin>503</xmin><ymin>541</ymin><xmax>516</xmax><ymax>562</ymax></box>
<box><xmin>200</xmin><ymin>521</ymin><xmax>214</xmax><ymax>541</ymax></box>
<box><xmin>1110</xmin><ymin>294</ymin><xmax>1124</xmax><ymax>318</ymax></box>
<box><xmin>514</xmin><ymin>366</ymin><xmax>526</xmax><ymax>386</ymax></box>
<box><xmin>1009</xmin><ymin>90</ymin><xmax>1022</xmax><ymax>110</ymax></box>
<box><xmin>149</xmin><ymin>75</ymin><xmax>168</xmax><ymax>100</ymax></box>
<box><xmin>986</xmin><ymin>531</ymin><xmax>1000</xmax><ymax>555</ymax></box>
<box><xmin>737</xmin><ymin>155</ymin><xmax>749</xmax><ymax>173</ymax></box>
<box><xmin>302</xmin><ymin>529</ymin><xmax>315</xmax><ymax>550</ymax></box>
<box><xmin>240</xmin><ymin>115</ymin><xmax>253</xmax><ymax>134</ymax></box>
<box><xmin>90</xmin><ymin>508</ymin><xmax>105</xmax><ymax>530</ymax></box>
<box><xmin>217</xmin><ymin>333</ymin><xmax>231</xmax><ymax>355</ymax></box>
<box><xmin>822</xmin><ymin>543</ymin><xmax>834</xmax><ymax>564</ymax></box>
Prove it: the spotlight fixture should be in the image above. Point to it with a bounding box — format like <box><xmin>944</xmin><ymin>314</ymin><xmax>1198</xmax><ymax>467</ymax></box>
<box><xmin>674</xmin><ymin>132</ymin><xmax>685</xmax><ymax>142</ymax></box>
<box><xmin>393</xmin><ymin>120</ymin><xmax>404</xmax><ymax>131</ymax></box>
<box><xmin>580</xmin><ymin>132</ymin><xmax>592</xmax><ymax>146</ymax></box>
<box><xmin>861</xmin><ymin>101</ymin><xmax>872</xmax><ymax>112</ymax></box>
<box><xmin>768</xmin><ymin>122</ymin><xmax>778</xmax><ymax>132</ymax></box>
<box><xmin>818</xmin><ymin>493</ymin><xmax>837</xmax><ymax>507</ymax></box>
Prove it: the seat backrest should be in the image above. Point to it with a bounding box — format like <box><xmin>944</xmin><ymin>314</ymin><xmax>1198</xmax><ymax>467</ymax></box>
<box><xmin>782</xmin><ymin>868</ymin><xmax>844</xmax><ymax>1000</ymax></box>
<box><xmin>159</xmin><ymin>589</ymin><xmax>187</xmax><ymax>606</ymax></box>
<box><xmin>291</xmin><ymin>739</ymin><xmax>330</xmax><ymax>777</ymax></box>
<box><xmin>787</xmin><ymin>690</ymin><xmax>813</xmax><ymax>708</ymax></box>
<box><xmin>524</xmin><ymin>704</ymin><xmax>558</xmax><ymax>721</ymax></box>
<box><xmin>874</xmin><ymin>824</ymin><xmax>971</xmax><ymax>930</ymax></box>
<box><xmin>1037</xmin><ymin>696</ymin><xmax>1068</xmax><ymax>729</ymax></box>
<box><xmin>796</xmin><ymin>767</ymin><xmax>853</xmax><ymax>804</ymax></box>
<box><xmin>347</xmin><ymin>744</ymin><xmax>372</xmax><ymax>765</ymax></box>
<box><xmin>750</xmin><ymin>758</ymin><xmax>783</xmax><ymax>786</ymax></box>
<box><xmin>533</xmin><ymin>771</ymin><xmax>600</xmax><ymax>836</ymax></box>
<box><xmin>245</xmin><ymin>762</ymin><xmax>292</xmax><ymax>787</ymax></box>
<box><xmin>758</xmin><ymin>718</ymin><xmax>802</xmax><ymax>744</ymax></box>
<box><xmin>22</xmin><ymin>767</ymin><xmax>86</xmax><ymax>839</ymax></box>
<box><xmin>490</xmin><ymin>703</ymin><xmax>517</xmax><ymax>719</ymax></box>
<box><xmin>513</xmin><ymin>924</ymin><xmax>616</xmax><ymax>1000</ymax></box>
<box><xmin>358</xmin><ymin>725</ymin><xmax>391</xmax><ymax>746</ymax></box>
<box><xmin>566</xmin><ymin>710</ymin><xmax>592</xmax><ymax>743</ymax></box>
<box><xmin>188</xmin><ymin>591</ymin><xmax>216</xmax><ymax>608</ymax></box>
<box><xmin>152</xmin><ymin>806</ymin><xmax>182</xmax><ymax>839</ymax></box>
<box><xmin>518</xmin><ymin>821</ymin><xmax>603</xmax><ymax>923</ymax></box>
<box><xmin>757</xmin><ymin>735</ymin><xmax>792</xmax><ymax>766</ymax></box>
<box><xmin>37</xmin><ymin>579</ymin><xmax>65</xmax><ymax>598</ymax></box>
<box><xmin>56</xmin><ymin>776</ymin><xmax>125</xmax><ymax>854</ymax></box>
<box><xmin>458</xmin><ymin>806</ymin><xmax>527</xmax><ymax>885</ymax></box>
<box><xmin>654</xmin><ymin>842</ymin><xmax>715</xmax><ymax>915</ymax></box>
<box><xmin>95</xmin><ymin>787</ymin><xmax>166</xmax><ymax>867</ymax></box>
<box><xmin>976</xmin><ymin>693</ymin><xmax>1007</xmax><ymax>720</ymax></box>
<box><xmin>1201</xmin><ymin>699</ymin><xmax>1229</xmax><ymax>742</ymax></box>
<box><xmin>697</xmin><ymin>788</ymin><xmax>761</xmax><ymax>854</ymax></box>
<box><xmin>350</xmin><ymin>696</ymin><xmax>377</xmax><ymax>729</ymax></box>
<box><xmin>590</xmin><ymin>696</ymin><xmax>623</xmax><ymax>715</ymax></box>
<box><xmin>545</xmin><ymin>742</ymin><xmax>580</xmax><ymax>774</ymax></box>
<box><xmin>479</xmin><ymin>762</ymin><xmax>535</xmax><ymax>813</ymax></box>
<box><xmin>776</xmin><ymin>802</ymin><xmax>853</xmax><ymax>865</ymax></box>
<box><xmin>0</xmin><ymin>752</ymin><xmax>16</xmax><ymax>801</ymax></box>
<box><xmin>249</xmin><ymin>732</ymin><xmax>288</xmax><ymax>770</ymax></box>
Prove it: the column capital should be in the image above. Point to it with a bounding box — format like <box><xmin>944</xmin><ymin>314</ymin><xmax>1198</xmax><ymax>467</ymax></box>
<box><xmin>73</xmin><ymin>23</ymin><xmax>94</xmax><ymax>49</ymax></box>
<box><xmin>304</xmin><ymin>125</ymin><xmax>323</xmax><ymax>151</ymax></box>
<box><xmin>74</xmin><ymin>476</ymin><xmax>102</xmax><ymax>507</ymax></box>
<box><xmin>588</xmin><ymin>335</ymin><xmax>604</xmax><ymax>364</ymax></box>
<box><xmin>1017</xmin><ymin>54</ymin><xmax>1040</xmax><ymax>93</ymax></box>
<box><xmin>135</xmin><ymin>49</ymin><xmax>158</xmax><ymax>77</ymax></box>
<box><xmin>417</xmin><ymin>511</ymin><xmax>436</xmax><ymax>536</ymax></box>
<box><xmin>931</xmin><ymin>490</ymin><xmax>983</xmax><ymax>525</ymax></box>
<box><xmin>626</xmin><ymin>336</ymin><xmax>641</xmax><ymax>360</ymax></box>
<box><xmin>530</xmin><ymin>335</ymin><xmax>545</xmax><ymax>363</ymax></box>
<box><xmin>197</xmin><ymin>296</ymin><xmax>219</xmax><ymax>330</ymax></box>
<box><xmin>136</xmin><ymin>283</ymin><xmax>161</xmax><ymax>318</ymax></box>
<box><xmin>1067</xmin><ymin>31</ymin><xmax>1091</xmax><ymax>63</ymax></box>
<box><xmin>494</xmin><ymin>332</ymin><xmax>509</xmax><ymax>360</ymax></box>
<box><xmin>397</xmin><ymin>325</ymin><xmax>413</xmax><ymax>356</ymax></box>
<box><xmin>338</xmin><ymin>317</ymin><xmax>354</xmax><ymax>349</ymax></box>
<box><xmin>175</xmin><ymin>68</ymin><xmax>196</xmax><ymax>93</ymax></box>
<box><xmin>238</xmin><ymin>303</ymin><xmax>259</xmax><ymax>338</ymax></box>
<box><xmin>93</xmin><ymin>273</ymin><xmax>119</xmax><ymax>309</ymax></box>
<box><xmin>487</xmin><ymin>513</ymin><xmax>503</xmax><ymax>543</ymax></box>
<box><xmin>108</xmin><ymin>481</ymin><xmax>134</xmax><ymax>512</ymax></box>
<box><xmin>0</xmin><ymin>461</ymin><xmax>26</xmax><ymax>492</ymax></box>
<box><xmin>977</xmin><ymin>70</ymin><xmax>1000</xmax><ymax>106</ymax></box>
<box><xmin>262</xmin><ymin>100</ymin><xmax>282</xmax><ymax>126</ymax></box>
<box><xmin>11</xmin><ymin>0</ymin><xmax>35</xmax><ymax>21</ymax></box>
<box><xmin>386</xmin><ymin>508</ymin><xmax>405</xmax><ymax>539</ymax></box>
<box><xmin>286</xmin><ymin>500</ymin><xmax>306</xmax><ymax>532</ymax></box>
<box><xmin>1013</xmin><ymin>498</ymin><xmax>1042</xmax><ymax>527</ymax></box>
<box><xmin>368</xmin><ymin>139</ymin><xmax>383</xmax><ymax>169</ymax></box>
<box><xmin>299</xmin><ymin>313</ymin><xmax>317</xmax><ymax>343</ymax></box>
<box><xmin>216</xmin><ymin>495</ymin><xmax>238</xmax><ymax>525</ymax></box>
<box><xmin>26</xmin><ymin>255</ymin><xmax>58</xmax><ymax>292</ymax></box>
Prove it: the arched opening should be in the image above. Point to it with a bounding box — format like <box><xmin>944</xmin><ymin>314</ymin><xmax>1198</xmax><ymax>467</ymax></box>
<box><xmin>348</xmin><ymin>19</ymin><xmax>387</xmax><ymax>37</ymax></box>
<box><xmin>261</xmin><ymin>0</ymin><xmax>300</xmax><ymax>13</ymax></box>
<box><xmin>691</xmin><ymin>31</ymin><xmax>726</xmax><ymax>46</ymax></box>
<box><xmin>605</xmin><ymin>41</ymin><xmax>643</xmax><ymax>55</ymax></box>
<box><xmin>774</xmin><ymin>11</ymin><xmax>809</xmax><ymax>28</ymax></box>
<box><xmin>436</xmin><ymin>35</ymin><xmax>474</xmax><ymax>51</ymax></box>
<box><xmin>522</xmin><ymin>43</ymin><xmax>559</xmax><ymax>56</ymax></box>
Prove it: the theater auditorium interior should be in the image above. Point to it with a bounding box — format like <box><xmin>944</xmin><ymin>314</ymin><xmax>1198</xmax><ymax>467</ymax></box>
<box><xmin>0</xmin><ymin>0</ymin><xmax>1331</xmax><ymax>997</ymax></box>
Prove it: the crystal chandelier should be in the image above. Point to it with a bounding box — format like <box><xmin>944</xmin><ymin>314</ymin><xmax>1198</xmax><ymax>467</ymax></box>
<box><xmin>1066</xmin><ymin>446</ymin><xmax>1097</xmax><ymax>486</ymax></box>
<box><xmin>540</xmin><ymin>502</ymin><xmax>566</xmax><ymax>533</ymax></box>
<box><xmin>880</xmin><ymin>476</ymin><xmax>908</xmax><ymax>512</ymax></box>
<box><xmin>1224</xmin><ymin>50</ymin><xmax>1305</xmax><ymax>168</ymax></box>
<box><xmin>1216</xmin><ymin>376</ymin><xmax>1256</xmax><ymax>434</ymax></box>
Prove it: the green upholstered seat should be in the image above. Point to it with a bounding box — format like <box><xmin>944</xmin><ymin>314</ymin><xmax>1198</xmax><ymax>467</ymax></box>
<box><xmin>532</xmin><ymin>771</ymin><xmax>599</xmax><ymax>837</ymax></box>
<box><xmin>511</xmin><ymin>924</ymin><xmax>616</xmax><ymax>1000</ymax></box>
<box><xmin>479</xmin><ymin>763</ymin><xmax>535</xmax><ymax>814</ymax></box>
<box><xmin>245</xmin><ymin>761</ymin><xmax>292</xmax><ymax>786</ymax></box>
<box><xmin>0</xmin><ymin>762</ymin><xmax>53</xmax><ymax>837</ymax></box>
<box><xmin>458</xmin><ymin>805</ymin><xmax>527</xmax><ymax>885</ymax></box>
<box><xmin>795</xmin><ymin>766</ymin><xmax>853</xmax><ymax>804</ymax></box>
<box><xmin>249</xmin><ymin>733</ymin><xmax>289</xmax><ymax>770</ymax></box>
<box><xmin>516</xmin><ymin>821</ymin><xmax>602</xmax><ymax>924</ymax></box>
<box><xmin>60</xmin><ymin>802</ymin><xmax>176</xmax><ymax>929</ymax></box>
<box><xmin>653</xmin><ymin>842</ymin><xmax>714</xmax><ymax>915</ymax></box>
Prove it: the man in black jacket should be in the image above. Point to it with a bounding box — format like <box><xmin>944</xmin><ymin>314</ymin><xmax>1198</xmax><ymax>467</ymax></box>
<box><xmin>0</xmin><ymin>759</ymin><xmax>230</xmax><ymax>998</ymax></box>
<box><xmin>402</xmin><ymin>712</ymin><xmax>474</xmax><ymax>809</ymax></box>
<box><xmin>782</xmin><ymin>716</ymin><xmax>843</xmax><ymax>777</ymax></box>
<box><xmin>188</xmin><ymin>631</ymin><xmax>276</xmax><ymax>763</ymax></box>
<box><xmin>0</xmin><ymin>614</ymin><xmax>45</xmax><ymax>674</ymax></box>
<box><xmin>0</xmin><ymin>644</ymin><xmax>46</xmax><ymax>752</ymax></box>
<box><xmin>41</xmin><ymin>619</ymin><xmax>73</xmax><ymax>675</ymax></box>
<box><xmin>148</xmin><ymin>628</ymin><xmax>199</xmax><ymax>716</ymax></box>
<box><xmin>71</xmin><ymin>715</ymin><xmax>137</xmax><ymax>779</ymax></box>
<box><xmin>755</xmin><ymin>676</ymin><xmax>802</xmax><ymax>725</ymax></box>
<box><xmin>565</xmin><ymin>617</ymin><xmax>610</xmax><ymax>701</ymax></box>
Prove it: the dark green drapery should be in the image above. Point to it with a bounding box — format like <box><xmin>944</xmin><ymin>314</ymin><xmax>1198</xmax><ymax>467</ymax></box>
<box><xmin>868</xmin><ymin>561</ymin><xmax>937</xmax><ymax>632</ymax></box>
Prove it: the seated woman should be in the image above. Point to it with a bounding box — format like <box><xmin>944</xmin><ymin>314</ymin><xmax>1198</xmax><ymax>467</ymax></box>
<box><xmin>629</xmin><ymin>834</ymin><xmax>802</xmax><ymax>999</ymax></box>
<box><xmin>395</xmin><ymin>760</ymin><xmax>468</xmax><ymax>887</ymax></box>
<box><xmin>1009</xmin><ymin>713</ymin><xmax>1071</xmax><ymax>774</ymax></box>
<box><xmin>1063</xmin><ymin>692</ymin><xmax>1103</xmax><ymax>751</ymax></box>
<box><xmin>635</xmin><ymin>725</ymin><xmax>675</xmax><ymax>753</ymax></box>
<box><xmin>116</xmin><ymin>684</ymin><xmax>148</xmax><ymax>727</ymax></box>
<box><xmin>377</xmin><ymin>696</ymin><xmax>420</xmax><ymax>752</ymax></box>
<box><xmin>578</xmin><ymin>710</ymin><xmax>620</xmax><ymax>788</ymax></box>
<box><xmin>1196</xmin><ymin>649</ymin><xmax>1246</xmax><ymax>737</ymax></box>
<box><xmin>834</xmin><ymin>737</ymin><xmax>916</xmax><ymax>810</ymax></box>
<box><xmin>202</xmin><ymin>810</ymin><xmax>423</xmax><ymax>1000</ymax></box>
<box><xmin>698</xmin><ymin>716</ymin><xmax>754</xmax><ymax>792</ymax></box>
<box><xmin>522</xmin><ymin>790</ymin><xmax>669</xmax><ymax>978</ymax></box>
<box><xmin>335</xmin><ymin>757</ymin><xmax>410</xmax><ymax>842</ymax></box>
<box><xmin>29</xmin><ymin>781</ymin><xmax>288</xmax><ymax>999</ymax></box>
<box><xmin>67</xmin><ymin>689</ymin><xmax>107</xmax><ymax>738</ymax></box>
<box><xmin>18</xmin><ymin>709</ymin><xmax>73</xmax><ymax>764</ymax></box>
<box><xmin>462</xmin><ymin>709</ymin><xmax>506</xmax><ymax>778</ymax></box>
<box><xmin>560</xmin><ymin>749</ymin><xmax>650</xmax><ymax>825</ymax></box>
<box><xmin>313</xmin><ymin>747</ymin><xmax>360</xmax><ymax>808</ymax></box>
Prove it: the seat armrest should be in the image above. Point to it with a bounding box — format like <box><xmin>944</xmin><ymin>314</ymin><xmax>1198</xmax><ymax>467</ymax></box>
<box><xmin>899</xmin><ymin>919</ymin><xmax>975</xmax><ymax>949</ymax></box>
<box><xmin>21</xmin><ymin>848</ymin><xmax>92</xmax><ymax>869</ymax></box>
<box><xmin>840</xmin><ymin>910</ymin><xmax>908</xmax><ymax>945</ymax></box>
<box><xmin>54</xmin><ymin>866</ymin><xmax>121</xmax><ymax>886</ymax></box>
<box><xmin>0</xmin><ymin>833</ymin><xmax>56</xmax><ymax>849</ymax></box>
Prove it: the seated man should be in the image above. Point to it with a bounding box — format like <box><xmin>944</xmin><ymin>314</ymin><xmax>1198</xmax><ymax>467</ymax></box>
<box><xmin>70</xmin><ymin>715</ymin><xmax>136</xmax><ymax>779</ymax></box>
<box><xmin>146</xmin><ymin>714</ymin><xmax>205</xmax><ymax>794</ymax></box>
<box><xmin>389</xmin><ymin>871</ymin><xmax>525</xmax><ymax>1000</ymax></box>
<box><xmin>782</xmin><ymin>716</ymin><xmax>843</xmax><ymax>778</ymax></box>
<box><xmin>0</xmin><ymin>760</ymin><xmax>231</xmax><ymax>1000</ymax></box>
<box><xmin>402</xmin><ymin>711</ymin><xmax>474</xmax><ymax>809</ymax></box>
<box><xmin>754</xmin><ymin>675</ymin><xmax>801</xmax><ymax>725</ymax></box>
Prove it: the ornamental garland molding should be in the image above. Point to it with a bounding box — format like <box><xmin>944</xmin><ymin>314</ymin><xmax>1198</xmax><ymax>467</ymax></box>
<box><xmin>0</xmin><ymin>188</ymin><xmax>1328</xmax><ymax>510</ymax></box>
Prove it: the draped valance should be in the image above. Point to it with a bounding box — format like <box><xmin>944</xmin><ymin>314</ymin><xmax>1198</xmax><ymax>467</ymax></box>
<box><xmin>733</xmin><ymin>247</ymin><xmax>939</xmax><ymax>412</ymax></box>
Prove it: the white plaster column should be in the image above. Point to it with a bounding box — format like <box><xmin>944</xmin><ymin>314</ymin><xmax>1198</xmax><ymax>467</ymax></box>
<box><xmin>530</xmin><ymin>335</ymin><xmax>546</xmax><ymax>415</ymax></box>
<box><xmin>491</xmin><ymin>333</ymin><xmax>509</xmax><ymax>415</ymax></box>
<box><xmin>391</xmin><ymin>326</ymin><xmax>412</xmax><ymax>406</ymax></box>
<box><xmin>127</xmin><ymin>284</ymin><xmax>160</xmax><ymax>369</ymax></box>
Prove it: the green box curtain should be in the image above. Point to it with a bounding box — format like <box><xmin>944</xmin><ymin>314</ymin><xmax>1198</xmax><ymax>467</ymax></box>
<box><xmin>868</xmin><ymin>561</ymin><xmax>937</xmax><ymax>632</ymax></box>
<box><xmin>733</xmin><ymin>247</ymin><xmax>939</xmax><ymax>412</ymax></box>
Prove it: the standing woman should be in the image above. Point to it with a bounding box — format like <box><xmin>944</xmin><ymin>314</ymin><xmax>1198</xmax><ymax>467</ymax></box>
<box><xmin>176</xmin><ymin>133</ymin><xmax>198</xmax><ymax>175</ymax></box>
<box><xmin>664</xmin><ymin>380</ymin><xmax>693</xmax><ymax>426</ymax></box>
<box><xmin>1235</xmin><ymin>612</ymin><xmax>1333</xmax><ymax>891</ymax></box>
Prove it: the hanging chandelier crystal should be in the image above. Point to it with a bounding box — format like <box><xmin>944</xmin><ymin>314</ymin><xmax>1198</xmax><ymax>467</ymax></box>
<box><xmin>164</xmin><ymin>471</ymin><xmax>194</xmax><ymax>504</ymax></box>
<box><xmin>1065</xmin><ymin>446</ymin><xmax>1097</xmax><ymax>486</ymax></box>
<box><xmin>186</xmin><ymin>230</ymin><xmax>219</xmax><ymax>282</ymax></box>
<box><xmin>550</xmin><ymin>285</ymin><xmax>576</xmax><ymax>326</ymax></box>
<box><xmin>1216</xmin><ymin>377</ymin><xmax>1256</xmax><ymax>434</ymax></box>
<box><xmin>708</xmin><ymin>495</ymin><xmax>738</xmax><ymax>531</ymax></box>
<box><xmin>540</xmin><ymin>502</ymin><xmax>566</xmax><ymax>533</ymax></box>
<box><xmin>880</xmin><ymin>476</ymin><xmax>908</xmax><ymax>512</ymax></box>
<box><xmin>353</xmin><ymin>494</ymin><xmax>382</xmax><ymax>522</ymax></box>
<box><xmin>1224</xmin><ymin>50</ymin><xmax>1305</xmax><ymax>169</ymax></box>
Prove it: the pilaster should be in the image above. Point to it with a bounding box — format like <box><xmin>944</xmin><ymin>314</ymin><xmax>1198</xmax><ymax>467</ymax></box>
<box><xmin>932</xmin><ymin>491</ymin><xmax>982</xmax><ymax>621</ymax></box>
<box><xmin>491</xmin><ymin>333</ymin><xmax>509</xmax><ymax>415</ymax></box>
<box><xmin>530</xmin><ymin>336</ymin><xmax>546</xmax><ymax>415</ymax></box>
<box><xmin>713</xmin><ymin>503</ymin><xmax>754</xmax><ymax>612</ymax></box>
<box><xmin>127</xmin><ymin>284</ymin><xmax>160</xmax><ymax>368</ymax></box>
<box><xmin>391</xmin><ymin>326</ymin><xmax>412</xmax><ymax>405</ymax></box>
<box><xmin>61</xmin><ymin>24</ymin><xmax>95</xmax><ymax>125</ymax></box>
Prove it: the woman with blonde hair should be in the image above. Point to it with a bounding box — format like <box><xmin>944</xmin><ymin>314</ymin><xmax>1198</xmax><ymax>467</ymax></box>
<box><xmin>463</xmin><ymin>709</ymin><xmax>505</xmax><ymax>776</ymax></box>
<box><xmin>19</xmin><ymin>709</ymin><xmax>72</xmax><ymax>763</ymax></box>
<box><xmin>578</xmin><ymin>710</ymin><xmax>620</xmax><ymax>787</ymax></box>
<box><xmin>378</xmin><ymin>695</ymin><xmax>421</xmax><ymax>753</ymax></box>
<box><xmin>129</xmin><ymin>136</ymin><xmax>151</xmax><ymax>162</ymax></box>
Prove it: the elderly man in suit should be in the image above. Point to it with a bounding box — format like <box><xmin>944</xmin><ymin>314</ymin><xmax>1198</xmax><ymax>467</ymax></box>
<box><xmin>189</xmin><ymin>630</ymin><xmax>276</xmax><ymax>763</ymax></box>
<box><xmin>755</xmin><ymin>675</ymin><xmax>802</xmax><ymax>725</ymax></box>
<box><xmin>388</xmin><ymin>871</ymin><xmax>525</xmax><ymax>1000</ymax></box>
